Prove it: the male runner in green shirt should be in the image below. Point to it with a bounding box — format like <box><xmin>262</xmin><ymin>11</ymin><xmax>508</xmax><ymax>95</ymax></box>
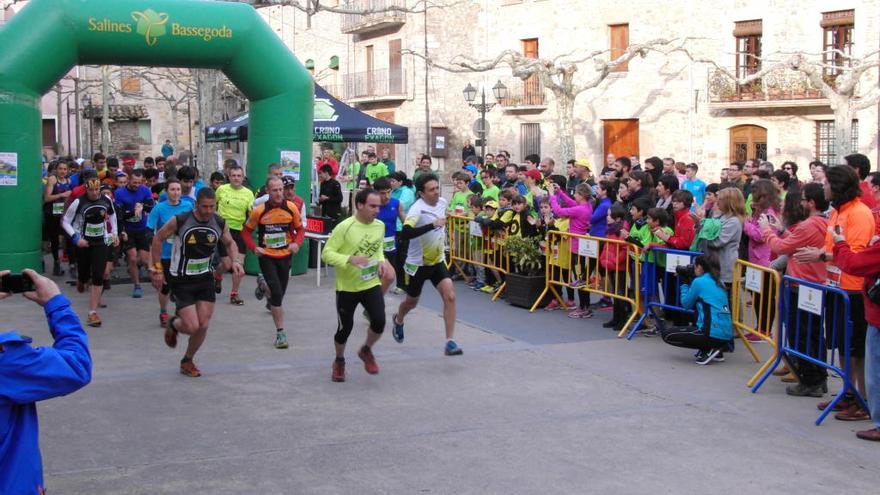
<box><xmin>214</xmin><ymin>164</ymin><xmax>254</xmax><ymax>305</ymax></box>
<box><xmin>322</xmin><ymin>188</ymin><xmax>392</xmax><ymax>382</ymax></box>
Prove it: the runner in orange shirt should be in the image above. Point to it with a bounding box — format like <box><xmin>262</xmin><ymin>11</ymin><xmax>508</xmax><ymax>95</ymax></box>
<box><xmin>242</xmin><ymin>176</ymin><xmax>304</xmax><ymax>349</ymax></box>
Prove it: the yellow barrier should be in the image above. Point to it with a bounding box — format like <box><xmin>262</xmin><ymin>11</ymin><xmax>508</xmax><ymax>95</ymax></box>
<box><xmin>731</xmin><ymin>259</ymin><xmax>782</xmax><ymax>387</ymax></box>
<box><xmin>532</xmin><ymin>231</ymin><xmax>641</xmax><ymax>336</ymax></box>
<box><xmin>446</xmin><ymin>214</ymin><xmax>510</xmax><ymax>301</ymax></box>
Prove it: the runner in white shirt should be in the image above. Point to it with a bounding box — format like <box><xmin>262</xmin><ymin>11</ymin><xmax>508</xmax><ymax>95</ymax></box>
<box><xmin>390</xmin><ymin>173</ymin><xmax>462</xmax><ymax>355</ymax></box>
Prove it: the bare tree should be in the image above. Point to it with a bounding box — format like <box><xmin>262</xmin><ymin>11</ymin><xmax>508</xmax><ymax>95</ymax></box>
<box><xmin>693</xmin><ymin>47</ymin><xmax>880</xmax><ymax>165</ymax></box>
<box><xmin>406</xmin><ymin>39</ymin><xmax>678</xmax><ymax>162</ymax></box>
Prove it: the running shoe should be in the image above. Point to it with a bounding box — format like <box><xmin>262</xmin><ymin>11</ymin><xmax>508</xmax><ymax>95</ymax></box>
<box><xmin>695</xmin><ymin>349</ymin><xmax>721</xmax><ymax>365</ymax></box>
<box><xmin>544</xmin><ymin>299</ymin><xmax>561</xmax><ymax>311</ymax></box>
<box><xmin>567</xmin><ymin>308</ymin><xmax>593</xmax><ymax>319</ymax></box>
<box><xmin>786</xmin><ymin>383</ymin><xmax>825</xmax><ymax>398</ymax></box>
<box><xmin>471</xmin><ymin>282</ymin><xmax>486</xmax><ymax>291</ymax></box>
<box><xmin>331</xmin><ymin>358</ymin><xmax>346</xmax><ymax>382</ymax></box>
<box><xmin>164</xmin><ymin>316</ymin><xmax>178</xmax><ymax>348</ymax></box>
<box><xmin>214</xmin><ymin>272</ymin><xmax>223</xmax><ymax>294</ymax></box>
<box><xmin>480</xmin><ymin>284</ymin><xmax>496</xmax><ymax>294</ymax></box>
<box><xmin>444</xmin><ymin>340</ymin><xmax>463</xmax><ymax>356</ymax></box>
<box><xmin>569</xmin><ymin>279</ymin><xmax>585</xmax><ymax>288</ymax></box>
<box><xmin>159</xmin><ymin>312</ymin><xmax>170</xmax><ymax>327</ymax></box>
<box><xmin>358</xmin><ymin>345</ymin><xmax>379</xmax><ymax>374</ymax></box>
<box><xmin>255</xmin><ymin>274</ymin><xmax>268</xmax><ymax>301</ymax></box>
<box><xmin>391</xmin><ymin>313</ymin><xmax>404</xmax><ymax>343</ymax></box>
<box><xmin>274</xmin><ymin>331</ymin><xmax>289</xmax><ymax>349</ymax></box>
<box><xmin>229</xmin><ymin>292</ymin><xmax>244</xmax><ymax>305</ymax></box>
<box><xmin>87</xmin><ymin>311</ymin><xmax>102</xmax><ymax>327</ymax></box>
<box><xmin>180</xmin><ymin>360</ymin><xmax>201</xmax><ymax>377</ymax></box>
<box><xmin>132</xmin><ymin>285</ymin><xmax>143</xmax><ymax>298</ymax></box>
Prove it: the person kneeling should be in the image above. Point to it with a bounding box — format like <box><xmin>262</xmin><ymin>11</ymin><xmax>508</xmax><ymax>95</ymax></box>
<box><xmin>660</xmin><ymin>254</ymin><xmax>733</xmax><ymax>365</ymax></box>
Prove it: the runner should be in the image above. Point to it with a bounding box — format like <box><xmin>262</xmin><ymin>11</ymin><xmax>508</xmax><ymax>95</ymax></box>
<box><xmin>43</xmin><ymin>160</ymin><xmax>73</xmax><ymax>276</ymax></box>
<box><xmin>114</xmin><ymin>169</ymin><xmax>155</xmax><ymax>299</ymax></box>
<box><xmin>391</xmin><ymin>173</ymin><xmax>463</xmax><ymax>356</ymax></box>
<box><xmin>321</xmin><ymin>188</ymin><xmax>388</xmax><ymax>382</ymax></box>
<box><xmin>61</xmin><ymin>177</ymin><xmax>119</xmax><ymax>327</ymax></box>
<box><xmin>242</xmin><ymin>177</ymin><xmax>304</xmax><ymax>349</ymax></box>
<box><xmin>150</xmin><ymin>187</ymin><xmax>244</xmax><ymax>377</ymax></box>
<box><xmin>253</xmin><ymin>175</ymin><xmax>306</xmax><ymax>305</ymax></box>
<box><xmin>215</xmin><ymin>164</ymin><xmax>254</xmax><ymax>305</ymax></box>
<box><xmin>372</xmin><ymin>177</ymin><xmax>403</xmax><ymax>294</ymax></box>
<box><xmin>146</xmin><ymin>179</ymin><xmax>193</xmax><ymax>326</ymax></box>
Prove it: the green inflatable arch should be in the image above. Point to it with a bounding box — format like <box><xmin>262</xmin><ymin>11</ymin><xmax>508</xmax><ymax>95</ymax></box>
<box><xmin>0</xmin><ymin>0</ymin><xmax>314</xmax><ymax>272</ymax></box>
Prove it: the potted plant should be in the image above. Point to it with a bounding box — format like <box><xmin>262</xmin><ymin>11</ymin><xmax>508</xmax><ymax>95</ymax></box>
<box><xmin>504</xmin><ymin>235</ymin><xmax>547</xmax><ymax>308</ymax></box>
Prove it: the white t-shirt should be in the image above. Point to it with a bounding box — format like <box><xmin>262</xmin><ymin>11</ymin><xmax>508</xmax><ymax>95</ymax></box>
<box><xmin>404</xmin><ymin>197</ymin><xmax>448</xmax><ymax>267</ymax></box>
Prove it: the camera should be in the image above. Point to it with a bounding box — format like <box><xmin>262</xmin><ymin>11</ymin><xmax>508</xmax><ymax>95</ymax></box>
<box><xmin>675</xmin><ymin>264</ymin><xmax>697</xmax><ymax>284</ymax></box>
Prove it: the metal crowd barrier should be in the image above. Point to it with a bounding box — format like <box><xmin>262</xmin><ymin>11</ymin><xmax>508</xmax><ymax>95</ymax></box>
<box><xmin>731</xmin><ymin>259</ymin><xmax>782</xmax><ymax>387</ymax></box>
<box><xmin>533</xmin><ymin>231</ymin><xmax>642</xmax><ymax>336</ymax></box>
<box><xmin>751</xmin><ymin>275</ymin><xmax>868</xmax><ymax>425</ymax></box>
<box><xmin>446</xmin><ymin>214</ymin><xmax>510</xmax><ymax>301</ymax></box>
<box><xmin>626</xmin><ymin>247</ymin><xmax>702</xmax><ymax>340</ymax></box>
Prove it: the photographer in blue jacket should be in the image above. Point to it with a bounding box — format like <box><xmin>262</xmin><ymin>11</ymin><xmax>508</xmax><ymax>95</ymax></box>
<box><xmin>660</xmin><ymin>254</ymin><xmax>734</xmax><ymax>365</ymax></box>
<box><xmin>0</xmin><ymin>269</ymin><xmax>92</xmax><ymax>494</ymax></box>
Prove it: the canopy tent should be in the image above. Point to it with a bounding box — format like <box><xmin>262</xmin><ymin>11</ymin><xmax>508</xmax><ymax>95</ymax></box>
<box><xmin>206</xmin><ymin>84</ymin><xmax>408</xmax><ymax>144</ymax></box>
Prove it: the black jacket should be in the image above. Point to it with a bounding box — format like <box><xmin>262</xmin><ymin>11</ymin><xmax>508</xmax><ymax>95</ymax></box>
<box><xmin>319</xmin><ymin>179</ymin><xmax>343</xmax><ymax>220</ymax></box>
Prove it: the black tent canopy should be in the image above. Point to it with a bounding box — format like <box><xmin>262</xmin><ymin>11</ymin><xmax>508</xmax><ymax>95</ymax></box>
<box><xmin>205</xmin><ymin>84</ymin><xmax>408</xmax><ymax>144</ymax></box>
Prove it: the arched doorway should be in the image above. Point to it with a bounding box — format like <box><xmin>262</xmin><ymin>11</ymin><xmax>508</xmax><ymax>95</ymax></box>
<box><xmin>729</xmin><ymin>125</ymin><xmax>767</xmax><ymax>163</ymax></box>
<box><xmin>0</xmin><ymin>0</ymin><xmax>314</xmax><ymax>271</ymax></box>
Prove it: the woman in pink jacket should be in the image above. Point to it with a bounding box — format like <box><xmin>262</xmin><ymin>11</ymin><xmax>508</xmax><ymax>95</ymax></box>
<box><xmin>742</xmin><ymin>179</ymin><xmax>780</xmax><ymax>336</ymax></box>
<box><xmin>549</xmin><ymin>182</ymin><xmax>594</xmax><ymax>318</ymax></box>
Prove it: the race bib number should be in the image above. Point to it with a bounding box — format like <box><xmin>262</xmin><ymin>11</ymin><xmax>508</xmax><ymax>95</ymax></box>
<box><xmin>360</xmin><ymin>260</ymin><xmax>379</xmax><ymax>281</ymax></box>
<box><xmin>469</xmin><ymin>221</ymin><xmax>483</xmax><ymax>238</ymax></box>
<box><xmin>52</xmin><ymin>202</ymin><xmax>64</xmax><ymax>215</ymax></box>
<box><xmin>383</xmin><ymin>236</ymin><xmax>396</xmax><ymax>252</ymax></box>
<box><xmin>84</xmin><ymin>222</ymin><xmax>105</xmax><ymax>237</ymax></box>
<box><xmin>404</xmin><ymin>262</ymin><xmax>419</xmax><ymax>276</ymax></box>
<box><xmin>264</xmin><ymin>232</ymin><xmax>287</xmax><ymax>249</ymax></box>
<box><xmin>185</xmin><ymin>257</ymin><xmax>210</xmax><ymax>276</ymax></box>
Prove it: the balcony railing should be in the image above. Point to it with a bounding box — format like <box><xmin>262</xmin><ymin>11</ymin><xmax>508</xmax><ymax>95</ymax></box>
<box><xmin>707</xmin><ymin>68</ymin><xmax>829</xmax><ymax>105</ymax></box>
<box><xmin>498</xmin><ymin>76</ymin><xmax>546</xmax><ymax>110</ymax></box>
<box><xmin>343</xmin><ymin>68</ymin><xmax>406</xmax><ymax>101</ymax></box>
<box><xmin>341</xmin><ymin>0</ymin><xmax>406</xmax><ymax>34</ymax></box>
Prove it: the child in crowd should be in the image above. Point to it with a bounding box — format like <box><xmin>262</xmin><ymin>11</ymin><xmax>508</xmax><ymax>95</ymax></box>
<box><xmin>540</xmin><ymin>199</ymin><xmax>577</xmax><ymax>311</ymax></box>
<box><xmin>465</xmin><ymin>195</ymin><xmax>488</xmax><ymax>291</ymax></box>
<box><xmin>600</xmin><ymin>204</ymin><xmax>632</xmax><ymax>330</ymax></box>
<box><xmin>510</xmin><ymin>194</ymin><xmax>539</xmax><ymax>238</ymax></box>
<box><xmin>548</xmin><ymin>182</ymin><xmax>594</xmax><ymax>318</ymax></box>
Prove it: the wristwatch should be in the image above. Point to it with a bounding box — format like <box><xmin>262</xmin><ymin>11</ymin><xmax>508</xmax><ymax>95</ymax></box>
<box><xmin>819</xmin><ymin>252</ymin><xmax>828</xmax><ymax>262</ymax></box>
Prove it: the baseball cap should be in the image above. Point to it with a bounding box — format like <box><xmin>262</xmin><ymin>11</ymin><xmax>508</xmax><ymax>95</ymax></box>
<box><xmin>573</xmin><ymin>159</ymin><xmax>591</xmax><ymax>170</ymax></box>
<box><xmin>523</xmin><ymin>169</ymin><xmax>543</xmax><ymax>182</ymax></box>
<box><xmin>463</xmin><ymin>164</ymin><xmax>478</xmax><ymax>175</ymax></box>
<box><xmin>484</xmin><ymin>200</ymin><xmax>499</xmax><ymax>209</ymax></box>
<box><xmin>281</xmin><ymin>176</ymin><xmax>296</xmax><ymax>188</ymax></box>
<box><xmin>122</xmin><ymin>156</ymin><xmax>136</xmax><ymax>166</ymax></box>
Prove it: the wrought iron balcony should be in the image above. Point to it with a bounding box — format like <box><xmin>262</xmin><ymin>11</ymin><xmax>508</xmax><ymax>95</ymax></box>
<box><xmin>498</xmin><ymin>77</ymin><xmax>546</xmax><ymax>110</ymax></box>
<box><xmin>343</xmin><ymin>68</ymin><xmax>406</xmax><ymax>102</ymax></box>
<box><xmin>707</xmin><ymin>68</ymin><xmax>830</xmax><ymax>108</ymax></box>
<box><xmin>341</xmin><ymin>0</ymin><xmax>406</xmax><ymax>35</ymax></box>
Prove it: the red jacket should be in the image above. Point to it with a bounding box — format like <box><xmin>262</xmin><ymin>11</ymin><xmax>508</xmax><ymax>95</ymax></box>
<box><xmin>599</xmin><ymin>231</ymin><xmax>631</xmax><ymax>271</ymax></box>
<box><xmin>666</xmin><ymin>209</ymin><xmax>696</xmax><ymax>250</ymax></box>
<box><xmin>832</xmin><ymin>240</ymin><xmax>880</xmax><ymax>326</ymax></box>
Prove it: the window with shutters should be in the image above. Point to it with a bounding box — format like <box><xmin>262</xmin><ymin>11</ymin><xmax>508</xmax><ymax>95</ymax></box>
<box><xmin>734</xmin><ymin>20</ymin><xmax>762</xmax><ymax>80</ymax></box>
<box><xmin>520</xmin><ymin>123</ymin><xmax>540</xmax><ymax>159</ymax></box>
<box><xmin>815</xmin><ymin>120</ymin><xmax>858</xmax><ymax>165</ymax></box>
<box><xmin>120</xmin><ymin>69</ymin><xmax>141</xmax><ymax>94</ymax></box>
<box><xmin>609</xmin><ymin>24</ymin><xmax>629</xmax><ymax>72</ymax></box>
<box><xmin>822</xmin><ymin>10</ymin><xmax>854</xmax><ymax>77</ymax></box>
<box><xmin>520</xmin><ymin>38</ymin><xmax>540</xmax><ymax>105</ymax></box>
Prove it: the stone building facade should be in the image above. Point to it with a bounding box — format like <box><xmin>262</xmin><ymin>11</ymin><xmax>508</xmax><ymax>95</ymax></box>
<box><xmin>269</xmin><ymin>0</ymin><xmax>879</xmax><ymax>180</ymax></box>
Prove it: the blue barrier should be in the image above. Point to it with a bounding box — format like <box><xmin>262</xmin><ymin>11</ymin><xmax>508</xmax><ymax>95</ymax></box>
<box><xmin>751</xmin><ymin>275</ymin><xmax>868</xmax><ymax>425</ymax></box>
<box><xmin>626</xmin><ymin>247</ymin><xmax>702</xmax><ymax>340</ymax></box>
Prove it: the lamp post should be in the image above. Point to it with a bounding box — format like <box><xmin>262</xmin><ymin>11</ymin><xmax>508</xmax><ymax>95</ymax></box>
<box><xmin>81</xmin><ymin>94</ymin><xmax>92</xmax><ymax>159</ymax></box>
<box><xmin>462</xmin><ymin>80</ymin><xmax>508</xmax><ymax>162</ymax></box>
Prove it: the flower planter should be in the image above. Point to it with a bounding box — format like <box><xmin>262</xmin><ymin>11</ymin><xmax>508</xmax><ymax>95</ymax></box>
<box><xmin>505</xmin><ymin>272</ymin><xmax>548</xmax><ymax>309</ymax></box>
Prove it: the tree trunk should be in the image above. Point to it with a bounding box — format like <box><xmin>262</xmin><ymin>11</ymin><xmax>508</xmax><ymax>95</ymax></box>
<box><xmin>832</xmin><ymin>96</ymin><xmax>853</xmax><ymax>166</ymax></box>
<box><xmin>195</xmin><ymin>69</ymin><xmax>224</xmax><ymax>177</ymax></box>
<box><xmin>554</xmin><ymin>90</ymin><xmax>576</xmax><ymax>162</ymax></box>
<box><xmin>55</xmin><ymin>85</ymin><xmax>63</xmax><ymax>156</ymax></box>
<box><xmin>101</xmin><ymin>65</ymin><xmax>110</xmax><ymax>153</ymax></box>
<box><xmin>170</xmin><ymin>101</ymin><xmax>179</xmax><ymax>155</ymax></box>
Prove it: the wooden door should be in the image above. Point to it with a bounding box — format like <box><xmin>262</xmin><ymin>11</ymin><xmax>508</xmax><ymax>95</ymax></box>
<box><xmin>365</xmin><ymin>45</ymin><xmax>374</xmax><ymax>95</ymax></box>
<box><xmin>375</xmin><ymin>111</ymin><xmax>395</xmax><ymax>161</ymax></box>
<box><xmin>522</xmin><ymin>38</ymin><xmax>540</xmax><ymax>104</ymax></box>
<box><xmin>729</xmin><ymin>125</ymin><xmax>767</xmax><ymax>162</ymax></box>
<box><xmin>603</xmin><ymin>119</ymin><xmax>639</xmax><ymax>160</ymax></box>
<box><xmin>388</xmin><ymin>39</ymin><xmax>402</xmax><ymax>94</ymax></box>
<box><xmin>609</xmin><ymin>24</ymin><xmax>629</xmax><ymax>72</ymax></box>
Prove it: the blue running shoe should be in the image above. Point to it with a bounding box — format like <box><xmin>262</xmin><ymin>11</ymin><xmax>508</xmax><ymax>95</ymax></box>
<box><xmin>392</xmin><ymin>313</ymin><xmax>404</xmax><ymax>343</ymax></box>
<box><xmin>132</xmin><ymin>285</ymin><xmax>143</xmax><ymax>298</ymax></box>
<box><xmin>444</xmin><ymin>340</ymin><xmax>463</xmax><ymax>356</ymax></box>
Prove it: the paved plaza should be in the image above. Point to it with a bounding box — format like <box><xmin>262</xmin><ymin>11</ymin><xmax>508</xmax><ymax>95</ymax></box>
<box><xmin>4</xmin><ymin>268</ymin><xmax>879</xmax><ymax>494</ymax></box>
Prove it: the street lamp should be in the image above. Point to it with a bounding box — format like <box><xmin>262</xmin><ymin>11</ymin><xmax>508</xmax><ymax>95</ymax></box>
<box><xmin>462</xmin><ymin>79</ymin><xmax>507</xmax><ymax>162</ymax></box>
<box><xmin>81</xmin><ymin>94</ymin><xmax>92</xmax><ymax>158</ymax></box>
